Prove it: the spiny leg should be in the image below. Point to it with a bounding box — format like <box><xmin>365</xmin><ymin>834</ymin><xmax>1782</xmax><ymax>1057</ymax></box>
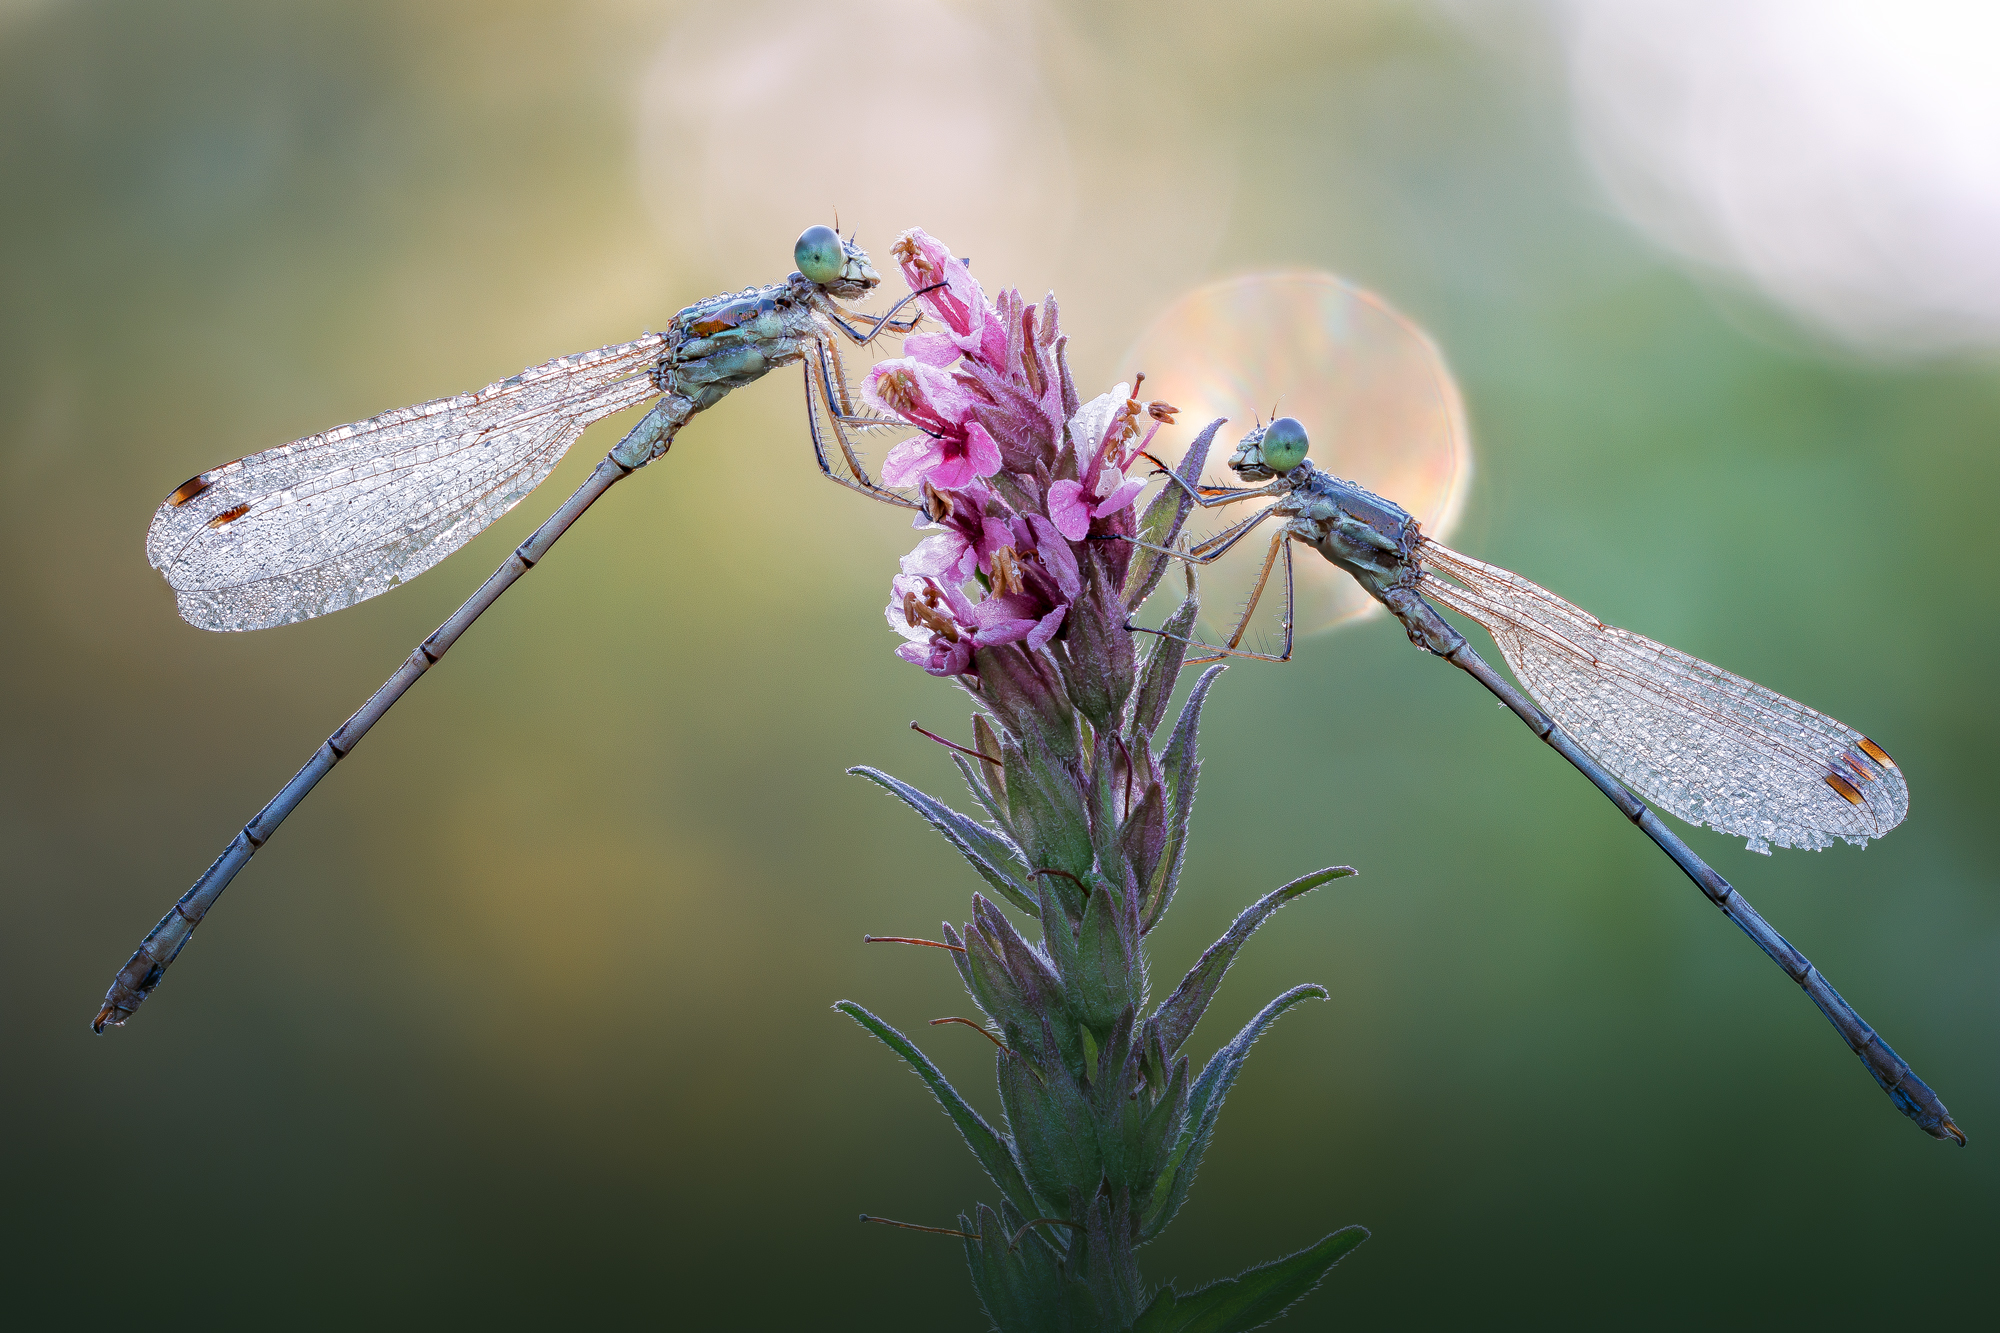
<box><xmin>801</xmin><ymin>358</ymin><xmax>918</xmax><ymax>510</ymax></box>
<box><xmin>1188</xmin><ymin>531</ymin><xmax>1295</xmax><ymax>665</ymax></box>
<box><xmin>1107</xmin><ymin>509</ymin><xmax>1297</xmax><ymax>663</ymax></box>
<box><xmin>1113</xmin><ymin>504</ymin><xmax>1277</xmax><ymax>568</ymax></box>
<box><xmin>810</xmin><ymin>342</ymin><xmax>907</xmax><ymax>494</ymax></box>
<box><xmin>812</xmin><ymin>337</ymin><xmax>904</xmax><ymax>431</ymax></box>
<box><xmin>1137</xmin><ymin>456</ymin><xmax>1290</xmax><ymax>510</ymax></box>
<box><xmin>823</xmin><ymin>282</ymin><xmax>943</xmax><ymax>346</ymax></box>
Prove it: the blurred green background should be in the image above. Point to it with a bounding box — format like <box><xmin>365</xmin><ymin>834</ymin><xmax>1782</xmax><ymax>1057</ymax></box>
<box><xmin>3</xmin><ymin>2</ymin><xmax>1994</xmax><ymax>1327</ymax></box>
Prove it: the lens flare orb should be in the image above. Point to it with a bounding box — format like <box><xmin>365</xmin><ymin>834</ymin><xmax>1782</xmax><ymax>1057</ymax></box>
<box><xmin>1118</xmin><ymin>273</ymin><xmax>1473</xmax><ymax>642</ymax></box>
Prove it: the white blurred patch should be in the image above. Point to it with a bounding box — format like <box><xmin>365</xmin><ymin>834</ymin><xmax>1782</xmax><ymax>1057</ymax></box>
<box><xmin>1558</xmin><ymin>0</ymin><xmax>2000</xmax><ymax>355</ymax></box>
<box><xmin>636</xmin><ymin>0</ymin><xmax>1075</xmax><ymax>283</ymax></box>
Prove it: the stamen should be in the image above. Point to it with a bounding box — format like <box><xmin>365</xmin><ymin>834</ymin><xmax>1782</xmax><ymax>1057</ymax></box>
<box><xmin>1020</xmin><ymin>306</ymin><xmax>1046</xmax><ymax>397</ymax></box>
<box><xmin>990</xmin><ymin>546</ymin><xmax>1024</xmax><ymax>597</ymax></box>
<box><xmin>904</xmin><ymin>590</ymin><xmax>961</xmax><ymax>642</ymax></box>
<box><xmin>859</xmin><ymin>1214</ymin><xmax>975</xmax><ymax>1240</ymax></box>
<box><xmin>1007</xmin><ymin>1217</ymin><xmax>1083</xmax><ymax>1252</ymax></box>
<box><xmin>909</xmin><ymin>721</ymin><xmax>1001</xmax><ymax>766</ymax></box>
<box><xmin>920</xmin><ymin>480</ymin><xmax>949</xmax><ymax>522</ymax></box>
<box><xmin>1110</xmin><ymin>733</ymin><xmax>1136</xmax><ymax>813</ymax></box>
<box><xmin>930</xmin><ymin>1016</ymin><xmax>1012</xmax><ymax>1053</ymax></box>
<box><xmin>1147</xmin><ymin>401</ymin><xmax>1179</xmax><ymax>424</ymax></box>
<box><xmin>864</xmin><ymin>934</ymin><xmax>967</xmax><ymax>953</ymax></box>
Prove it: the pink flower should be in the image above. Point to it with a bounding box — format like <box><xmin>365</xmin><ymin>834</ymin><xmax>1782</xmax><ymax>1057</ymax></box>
<box><xmin>898</xmin><ymin>482</ymin><xmax>1012</xmax><ymax>586</ymax></box>
<box><xmin>865</xmin><ymin>359</ymin><xmax>1003</xmax><ymax>491</ymax></box>
<box><xmin>1046</xmin><ymin>385</ymin><xmax>1155</xmax><ymax>540</ymax></box>
<box><xmin>886</xmin><ymin>512</ymin><xmax>1082</xmax><ymax>676</ymax></box>
<box><xmin>891</xmin><ymin>228</ymin><xmax>1007</xmax><ymax>370</ymax></box>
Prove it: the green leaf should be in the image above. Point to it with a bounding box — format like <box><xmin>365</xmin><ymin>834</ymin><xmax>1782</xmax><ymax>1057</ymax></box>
<box><xmin>1074</xmin><ymin>878</ymin><xmax>1139</xmax><ymax>1037</ymax></box>
<box><xmin>849</xmin><ymin>766</ymin><xmax>1036</xmax><ymax>914</ymax></box>
<box><xmin>1123</xmin><ymin>417</ymin><xmax>1226</xmax><ymax>611</ymax></box>
<box><xmin>998</xmin><ymin>1049</ymin><xmax>1102</xmax><ymax>1216</ymax></box>
<box><xmin>1036</xmin><ymin>880</ymin><xmax>1081</xmax><ymax>989</ymax></box>
<box><xmin>1058</xmin><ymin>556</ymin><xmax>1137</xmax><ymax>729</ymax></box>
<box><xmin>963</xmin><ymin>913</ymin><xmax>1051</xmax><ymax>1050</ymax></box>
<box><xmin>833</xmin><ymin>1001</ymin><xmax>1040</xmax><ymax>1224</ymax></box>
<box><xmin>1145</xmin><ymin>665</ymin><xmax>1227</xmax><ymax>931</ymax></box>
<box><xmin>1130</xmin><ymin>1227</ymin><xmax>1369</xmax><ymax>1332</ymax></box>
<box><xmin>1002</xmin><ymin>734</ymin><xmax>1097</xmax><ymax>897</ymax></box>
<box><xmin>1130</xmin><ymin>591</ymin><xmax>1199</xmax><ymax>745</ymax></box>
<box><xmin>1151</xmin><ymin>867</ymin><xmax>1354</xmax><ymax>1057</ymax></box>
<box><xmin>963</xmin><ymin>1202</ymin><xmax>1102</xmax><ymax>1333</ymax></box>
<box><xmin>1142</xmin><ymin>984</ymin><xmax>1329</xmax><ymax>1241</ymax></box>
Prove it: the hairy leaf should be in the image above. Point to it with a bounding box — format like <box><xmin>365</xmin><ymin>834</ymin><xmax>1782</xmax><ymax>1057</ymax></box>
<box><xmin>1151</xmin><ymin>867</ymin><xmax>1354</xmax><ymax>1056</ymax></box>
<box><xmin>1142</xmin><ymin>985</ymin><xmax>1329</xmax><ymax>1241</ymax></box>
<box><xmin>962</xmin><ymin>1201</ymin><xmax>1102</xmax><ymax>1333</ymax></box>
<box><xmin>1123</xmin><ymin>418</ymin><xmax>1226</xmax><ymax>611</ymax></box>
<box><xmin>1130</xmin><ymin>1226</ymin><xmax>1369</xmax><ymax>1332</ymax></box>
<box><xmin>1145</xmin><ymin>665</ymin><xmax>1227</xmax><ymax>930</ymax></box>
<box><xmin>834</xmin><ymin>1001</ymin><xmax>1038</xmax><ymax>1223</ymax></box>
<box><xmin>998</xmin><ymin>1049</ymin><xmax>1101</xmax><ymax>1216</ymax></box>
<box><xmin>1131</xmin><ymin>591</ymin><xmax>1200</xmax><ymax>744</ymax></box>
<box><xmin>849</xmin><ymin>766</ymin><xmax>1035</xmax><ymax>914</ymax></box>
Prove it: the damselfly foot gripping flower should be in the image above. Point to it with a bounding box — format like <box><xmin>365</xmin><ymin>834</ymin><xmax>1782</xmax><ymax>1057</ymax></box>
<box><xmin>836</xmin><ymin>229</ymin><xmax>1367</xmax><ymax>1331</ymax></box>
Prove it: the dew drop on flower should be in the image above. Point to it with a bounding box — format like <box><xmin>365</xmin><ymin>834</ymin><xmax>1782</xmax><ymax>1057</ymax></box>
<box><xmin>1118</xmin><ymin>273</ymin><xmax>1473</xmax><ymax>639</ymax></box>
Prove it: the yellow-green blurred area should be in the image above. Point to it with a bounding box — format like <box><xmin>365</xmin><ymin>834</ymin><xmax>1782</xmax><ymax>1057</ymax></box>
<box><xmin>4</xmin><ymin>1</ymin><xmax>1996</xmax><ymax>1326</ymax></box>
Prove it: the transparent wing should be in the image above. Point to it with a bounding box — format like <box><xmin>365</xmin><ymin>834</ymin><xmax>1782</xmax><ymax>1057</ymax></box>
<box><xmin>1417</xmin><ymin>538</ymin><xmax>1907</xmax><ymax>853</ymax></box>
<box><xmin>148</xmin><ymin>333</ymin><xmax>669</xmax><ymax>631</ymax></box>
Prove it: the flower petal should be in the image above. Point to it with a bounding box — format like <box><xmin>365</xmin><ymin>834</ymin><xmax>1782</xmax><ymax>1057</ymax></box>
<box><xmin>1025</xmin><ymin>604</ymin><xmax>1068</xmax><ymax>652</ymax></box>
<box><xmin>1064</xmin><ymin>385</ymin><xmax>1129</xmax><ymax>469</ymax></box>
<box><xmin>961</xmin><ymin>420</ymin><xmax>1002</xmax><ymax>480</ymax></box>
<box><xmin>901</xmin><ymin>531</ymin><xmax>974</xmax><ymax>581</ymax></box>
<box><xmin>1024</xmin><ymin>513</ymin><xmax>1082</xmax><ymax>599</ymax></box>
<box><xmin>880</xmin><ymin>435</ymin><xmax>944</xmax><ymax>488</ymax></box>
<box><xmin>1090</xmin><ymin>476</ymin><xmax>1147</xmax><ymax>520</ymax></box>
<box><xmin>901</xmin><ymin>330</ymin><xmax>962</xmax><ymax>367</ymax></box>
<box><xmin>1047</xmin><ymin>479</ymin><xmax>1092</xmax><ymax>541</ymax></box>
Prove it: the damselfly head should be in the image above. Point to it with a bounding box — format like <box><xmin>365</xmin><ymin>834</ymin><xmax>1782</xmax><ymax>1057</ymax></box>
<box><xmin>794</xmin><ymin>225</ymin><xmax>845</xmax><ymax>284</ymax></box>
<box><xmin>1228</xmin><ymin>415</ymin><xmax>1310</xmax><ymax>479</ymax></box>
<box><xmin>795</xmin><ymin>223</ymin><xmax>882</xmax><ymax>299</ymax></box>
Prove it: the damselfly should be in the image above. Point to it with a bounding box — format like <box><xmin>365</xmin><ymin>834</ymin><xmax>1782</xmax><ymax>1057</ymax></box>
<box><xmin>1121</xmin><ymin>411</ymin><xmax>1959</xmax><ymax>1144</ymax></box>
<box><xmin>94</xmin><ymin>226</ymin><xmax>925</xmax><ymax>1031</ymax></box>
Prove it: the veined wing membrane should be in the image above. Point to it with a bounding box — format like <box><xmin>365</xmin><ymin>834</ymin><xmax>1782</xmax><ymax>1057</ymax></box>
<box><xmin>149</xmin><ymin>333</ymin><xmax>669</xmax><ymax>631</ymax></box>
<box><xmin>1417</xmin><ymin>538</ymin><xmax>1908</xmax><ymax>853</ymax></box>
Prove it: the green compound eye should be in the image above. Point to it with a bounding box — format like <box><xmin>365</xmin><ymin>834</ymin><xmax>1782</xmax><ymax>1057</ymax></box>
<box><xmin>1262</xmin><ymin>416</ymin><xmax>1310</xmax><ymax>473</ymax></box>
<box><xmin>795</xmin><ymin>225</ymin><xmax>845</xmax><ymax>285</ymax></box>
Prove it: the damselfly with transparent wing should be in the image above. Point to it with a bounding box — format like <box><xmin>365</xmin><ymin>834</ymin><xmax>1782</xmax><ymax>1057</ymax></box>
<box><xmin>95</xmin><ymin>226</ymin><xmax>925</xmax><ymax>1031</ymax></box>
<box><xmin>1118</xmin><ymin>281</ymin><xmax>1957</xmax><ymax>1143</ymax></box>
